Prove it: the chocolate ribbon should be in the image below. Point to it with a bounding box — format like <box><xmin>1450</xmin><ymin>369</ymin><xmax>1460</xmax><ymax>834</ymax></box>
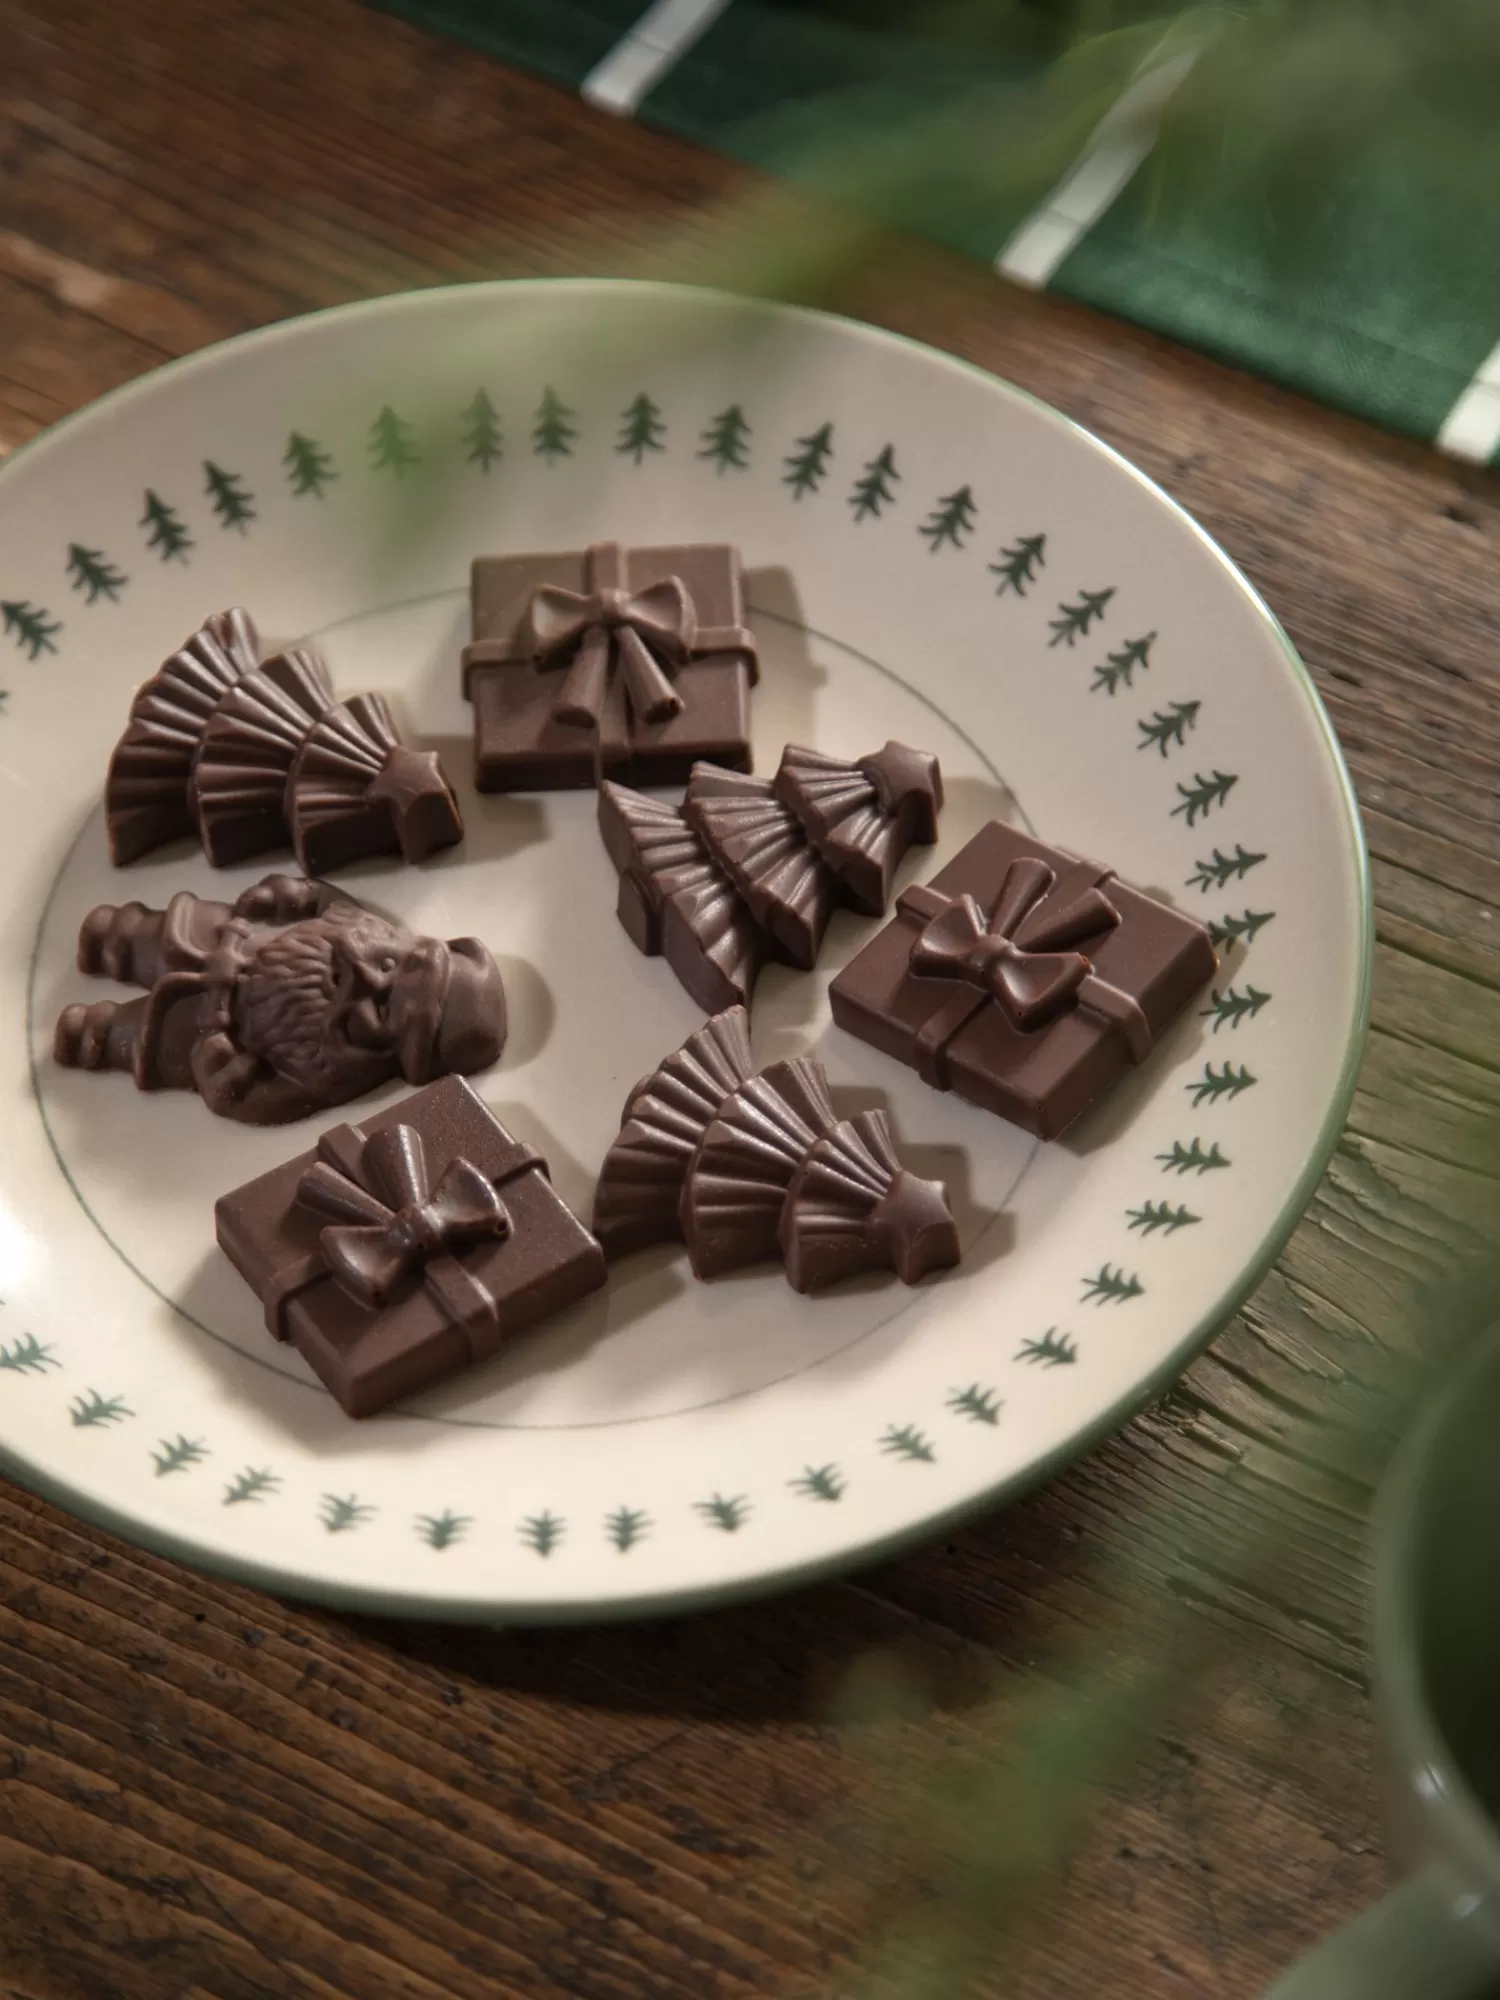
<box><xmin>520</xmin><ymin>572</ymin><xmax>694</xmax><ymax>731</ymax></box>
<box><xmin>902</xmin><ymin>855</ymin><xmax>1152</xmax><ymax>1087</ymax></box>
<box><xmin>295</xmin><ymin>1122</ymin><xmax>511</xmax><ymax>1341</ymax></box>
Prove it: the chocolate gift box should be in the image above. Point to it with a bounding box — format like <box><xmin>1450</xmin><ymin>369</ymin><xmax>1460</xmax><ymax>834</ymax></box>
<box><xmin>461</xmin><ymin>540</ymin><xmax>758</xmax><ymax>790</ymax></box>
<box><xmin>829</xmin><ymin>821</ymin><xmax>1217</xmax><ymax>1141</ymax></box>
<box><xmin>215</xmin><ymin>1076</ymin><xmax>606</xmax><ymax>1416</ymax></box>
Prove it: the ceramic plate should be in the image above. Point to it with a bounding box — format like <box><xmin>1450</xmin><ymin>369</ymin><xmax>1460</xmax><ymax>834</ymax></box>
<box><xmin>0</xmin><ymin>281</ymin><xmax>1369</xmax><ymax>1620</ymax></box>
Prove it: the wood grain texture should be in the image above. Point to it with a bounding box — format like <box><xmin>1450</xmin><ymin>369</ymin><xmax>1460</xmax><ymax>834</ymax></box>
<box><xmin>2</xmin><ymin>0</ymin><xmax>1497</xmax><ymax>1993</ymax></box>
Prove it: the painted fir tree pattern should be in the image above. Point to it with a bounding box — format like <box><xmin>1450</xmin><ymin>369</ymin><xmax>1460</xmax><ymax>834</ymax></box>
<box><xmin>1137</xmin><ymin>701</ymin><xmax>1200</xmax><ymax>756</ymax></box>
<box><xmin>948</xmin><ymin>1384</ymin><xmax>1002</xmax><ymax>1425</ymax></box>
<box><xmin>67</xmin><ymin>544</ymin><xmax>127</xmax><ymax>603</ymax></box>
<box><xmin>1018</xmin><ymin>1329</ymin><xmax>1077</xmax><ymax>1367</ymax></box>
<box><xmin>0</xmin><ymin>1334</ymin><xmax>57</xmax><ymax>1375</ymax></box>
<box><xmin>696</xmin><ymin>1493</ymin><xmax>750</xmax><ymax>1532</ymax></box>
<box><xmin>698</xmin><ymin>404</ymin><xmax>751</xmax><ymax>473</ymax></box>
<box><xmin>321</xmin><ymin>1494</ymin><xmax>375</xmax><ymax>1534</ymax></box>
<box><xmin>204</xmin><ymin>461</ymin><xmax>256</xmax><ymax>533</ymax></box>
<box><xmin>617</xmin><ymin>392</ymin><xmax>665</xmax><ymax>463</ymax></box>
<box><xmin>1157</xmin><ymin>1137</ymin><xmax>1230</xmax><ymax>1175</ymax></box>
<box><xmin>1126</xmin><ymin>1200</ymin><xmax>1200</xmax><ymax>1236</ymax></box>
<box><xmin>1187</xmin><ymin>1062</ymin><xmax>1257</xmax><ymax>1106</ymax></box>
<box><xmin>140</xmin><ymin>490</ymin><xmax>193</xmax><ymax>563</ymax></box>
<box><xmin>533</xmin><ymin>387</ymin><xmax>577</xmax><ymax>460</ymax></box>
<box><xmin>1</xmin><ymin>601</ymin><xmax>60</xmax><ymax>658</ymax></box>
<box><xmin>1091</xmin><ymin>633</ymin><xmax>1155</xmax><ymax>694</ymax></box>
<box><xmin>462</xmin><ymin>390</ymin><xmax>503</xmax><ymax>471</ymax></box>
<box><xmin>417</xmin><ymin>1509</ymin><xmax>470</xmax><ymax>1550</ymax></box>
<box><xmin>369</xmin><ymin>406</ymin><xmax>420</xmax><ymax>477</ymax></box>
<box><xmin>1081</xmin><ymin>1265</ymin><xmax>1144</xmax><ymax>1304</ymax></box>
<box><xmin>152</xmin><ymin>1434</ymin><xmax>207</xmax><ymax>1476</ymax></box>
<box><xmin>1208</xmin><ymin>909</ymin><xmax>1275</xmax><ymax>950</ymax></box>
<box><xmin>521</xmin><ymin>1511</ymin><xmax>563</xmax><ymax>1557</ymax></box>
<box><xmin>880</xmin><ymin>1423</ymin><xmax>935</xmax><ymax>1463</ymax></box>
<box><xmin>791</xmin><ymin>1464</ymin><xmax>845</xmax><ymax>1502</ymax></box>
<box><xmin>224</xmin><ymin>1466</ymin><xmax>279</xmax><ymax>1505</ymax></box>
<box><xmin>849</xmin><ymin>443</ymin><xmax>900</xmax><ymax>519</ymax></box>
<box><xmin>920</xmin><ymin>485</ymin><xmax>977</xmax><ymax>551</ymax></box>
<box><xmin>783</xmin><ymin>422</ymin><xmax>834</xmax><ymax>498</ymax></box>
<box><xmin>1201</xmin><ymin>984</ymin><xmax>1271</xmax><ymax>1031</ymax></box>
<box><xmin>70</xmin><ymin>1389</ymin><xmax>131</xmax><ymax>1428</ymax></box>
<box><xmin>284</xmin><ymin>431</ymin><xmax>337</xmax><ymax>497</ymax></box>
<box><xmin>1188</xmin><ymin>843</ymin><xmax>1266</xmax><ymax>892</ymax></box>
<box><xmin>606</xmin><ymin>1506</ymin><xmax>650</xmax><ymax>1551</ymax></box>
<box><xmin>1172</xmin><ymin>770</ymin><xmax>1238</xmax><ymax>826</ymax></box>
<box><xmin>1048</xmin><ymin>587</ymin><xmax>1115</xmax><ymax>647</ymax></box>
<box><xmin>989</xmin><ymin>533</ymin><xmax>1046</xmax><ymax>596</ymax></box>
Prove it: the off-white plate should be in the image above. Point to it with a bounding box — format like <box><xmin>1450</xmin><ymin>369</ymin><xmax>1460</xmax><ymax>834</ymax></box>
<box><xmin>0</xmin><ymin>281</ymin><xmax>1369</xmax><ymax>1620</ymax></box>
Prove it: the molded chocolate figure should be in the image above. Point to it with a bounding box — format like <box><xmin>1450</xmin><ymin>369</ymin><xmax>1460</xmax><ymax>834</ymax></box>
<box><xmin>54</xmin><ymin>874</ymin><xmax>505</xmax><ymax>1124</ymax></box>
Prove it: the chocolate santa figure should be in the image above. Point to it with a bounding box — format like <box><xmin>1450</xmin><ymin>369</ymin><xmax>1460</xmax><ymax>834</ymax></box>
<box><xmin>54</xmin><ymin>873</ymin><xmax>506</xmax><ymax>1124</ymax></box>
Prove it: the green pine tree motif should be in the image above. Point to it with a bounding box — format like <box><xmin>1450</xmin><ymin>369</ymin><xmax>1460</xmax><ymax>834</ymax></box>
<box><xmin>1081</xmin><ymin>1265</ymin><xmax>1144</xmax><ymax>1305</ymax></box>
<box><xmin>1</xmin><ymin>600</ymin><xmax>61</xmax><ymax>658</ymax></box>
<box><xmin>947</xmin><ymin>1384</ymin><xmax>1002</xmax><ymax>1426</ymax></box>
<box><xmin>791</xmin><ymin>1464</ymin><xmax>845</xmax><ymax>1502</ymax></box>
<box><xmin>533</xmin><ymin>387</ymin><xmax>577</xmax><ymax>460</ymax></box>
<box><xmin>1091</xmin><ymin>632</ymin><xmax>1155</xmax><ymax>694</ymax></box>
<box><xmin>140</xmin><ymin>490</ymin><xmax>193</xmax><ymax>562</ymax></box>
<box><xmin>616</xmin><ymin>392</ymin><xmax>666</xmax><ymax>463</ymax></box>
<box><xmin>849</xmin><ymin>444</ymin><xmax>900</xmax><ymax>519</ymax></box>
<box><xmin>698</xmin><ymin>403</ymin><xmax>751</xmax><ymax>473</ymax></box>
<box><xmin>1171</xmin><ymin>769</ymin><xmax>1239</xmax><ymax>826</ymax></box>
<box><xmin>1187</xmin><ymin>1061</ymin><xmax>1257</xmax><ymax>1106</ymax></box>
<box><xmin>1137</xmin><ymin>700</ymin><xmax>1200</xmax><ymax>756</ymax></box>
<box><xmin>1157</xmin><ymin>1137</ymin><xmax>1231</xmax><ymax>1175</ymax></box>
<box><xmin>152</xmin><ymin>1434</ymin><xmax>207</xmax><ymax>1476</ymax></box>
<box><xmin>919</xmin><ymin>485</ymin><xmax>978</xmax><ymax>551</ymax></box>
<box><xmin>696</xmin><ymin>1493</ymin><xmax>750</xmax><ymax>1532</ymax></box>
<box><xmin>1207</xmin><ymin>909</ymin><xmax>1275</xmax><ymax>950</ymax></box>
<box><xmin>1201</xmin><ymin>983</ymin><xmax>1272</xmax><ymax>1032</ymax></box>
<box><xmin>417</xmin><ymin>1509</ymin><xmax>470</xmax><ymax>1550</ymax></box>
<box><xmin>1017</xmin><ymin>1329</ymin><xmax>1077</xmax><ymax>1368</ymax></box>
<box><xmin>224</xmin><ymin>1466</ymin><xmax>279</xmax><ymax>1505</ymax></box>
<box><xmin>880</xmin><ymin>1423</ymin><xmax>936</xmax><ymax>1463</ymax></box>
<box><xmin>521</xmin><ymin>1511</ymin><xmax>563</xmax><ymax>1557</ymax></box>
<box><xmin>203</xmin><ymin>461</ymin><xmax>256</xmax><ymax>532</ymax></box>
<box><xmin>1126</xmin><ymin>1200</ymin><xmax>1201</xmax><ymax>1236</ymax></box>
<box><xmin>782</xmin><ymin>422</ymin><xmax>834</xmax><ymax>498</ymax></box>
<box><xmin>321</xmin><ymin>1493</ymin><xmax>375</xmax><ymax>1534</ymax></box>
<box><xmin>0</xmin><ymin>692</ymin><xmax>9</xmax><ymax>714</ymax></box>
<box><xmin>368</xmin><ymin>406</ymin><xmax>420</xmax><ymax>476</ymax></box>
<box><xmin>1048</xmin><ymin>587</ymin><xmax>1115</xmax><ymax>647</ymax></box>
<box><xmin>606</xmin><ymin>1506</ymin><xmax>650</xmax><ymax>1551</ymax></box>
<box><xmin>462</xmin><ymin>389</ymin><xmax>503</xmax><ymax>470</ymax></box>
<box><xmin>1187</xmin><ymin>844</ymin><xmax>1266</xmax><ymax>893</ymax></box>
<box><xmin>283</xmin><ymin>431</ymin><xmax>338</xmax><ymax>497</ymax></box>
<box><xmin>0</xmin><ymin>1334</ymin><xmax>57</xmax><ymax>1374</ymax></box>
<box><xmin>70</xmin><ymin>1389</ymin><xmax>131</xmax><ymax>1428</ymax></box>
<box><xmin>988</xmin><ymin>533</ymin><xmax>1046</xmax><ymax>597</ymax></box>
<box><xmin>66</xmin><ymin>544</ymin><xmax>127</xmax><ymax>604</ymax></box>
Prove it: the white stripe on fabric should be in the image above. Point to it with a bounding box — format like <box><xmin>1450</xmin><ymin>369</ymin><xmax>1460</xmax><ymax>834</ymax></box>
<box><xmin>1436</xmin><ymin>341</ymin><xmax>1500</xmax><ymax>463</ymax></box>
<box><xmin>996</xmin><ymin>46</ymin><xmax>1202</xmax><ymax>289</ymax></box>
<box><xmin>582</xmin><ymin>0</ymin><xmax>736</xmax><ymax>117</ymax></box>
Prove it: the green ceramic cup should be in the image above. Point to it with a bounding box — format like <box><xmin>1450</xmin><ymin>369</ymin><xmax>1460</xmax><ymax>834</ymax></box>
<box><xmin>1267</xmin><ymin>1332</ymin><xmax>1500</xmax><ymax>1997</ymax></box>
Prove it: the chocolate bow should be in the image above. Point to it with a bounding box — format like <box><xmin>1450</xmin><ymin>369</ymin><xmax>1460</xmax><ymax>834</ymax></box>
<box><xmin>296</xmin><ymin>1122</ymin><xmax>510</xmax><ymax>1311</ymax></box>
<box><xmin>909</xmin><ymin>855</ymin><xmax>1119</xmax><ymax>1030</ymax></box>
<box><xmin>520</xmin><ymin>575</ymin><xmax>694</xmax><ymax>730</ymax></box>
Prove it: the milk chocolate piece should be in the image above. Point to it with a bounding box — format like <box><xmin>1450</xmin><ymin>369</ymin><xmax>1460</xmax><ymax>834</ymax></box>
<box><xmin>462</xmin><ymin>540</ymin><xmax>758</xmax><ymax>791</ymax></box>
<box><xmin>105</xmin><ymin>608</ymin><xmax>261</xmax><ymax>863</ymax></box>
<box><xmin>592</xmin><ymin>1007</ymin><xmax>754</xmax><ymax>1256</ymax></box>
<box><xmin>192</xmin><ymin>647</ymin><xmax>336</xmax><ymax>866</ymax></box>
<box><xmin>680</xmin><ymin>1056</ymin><xmax>837</xmax><ymax>1278</ymax></box>
<box><xmin>780</xmin><ymin>1110</ymin><xmax>960</xmax><ymax>1292</ymax></box>
<box><xmin>216</xmin><ymin>1076</ymin><xmax>605</xmax><ymax>1417</ymax></box>
<box><xmin>685</xmin><ymin>764</ymin><xmax>838</xmax><ymax>970</ymax></box>
<box><xmin>774</xmin><ymin>741</ymin><xmax>943</xmax><ymax>915</ymax></box>
<box><xmin>830</xmin><ymin>821</ymin><xmax>1218</xmax><ymax>1140</ymax></box>
<box><xmin>598</xmin><ymin>781</ymin><xmax>767</xmax><ymax>1013</ymax></box>
<box><xmin>54</xmin><ymin>873</ymin><xmax>505</xmax><ymax>1124</ymax></box>
<box><xmin>290</xmin><ymin>693</ymin><xmax>463</xmax><ymax>874</ymax></box>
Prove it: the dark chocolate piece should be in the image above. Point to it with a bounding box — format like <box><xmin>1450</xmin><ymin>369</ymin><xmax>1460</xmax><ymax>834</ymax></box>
<box><xmin>679</xmin><ymin>1056</ymin><xmax>837</xmax><ymax>1278</ymax></box>
<box><xmin>684</xmin><ymin>764</ymin><xmax>838</xmax><ymax>971</ymax></box>
<box><xmin>830</xmin><ymin>821</ymin><xmax>1217</xmax><ymax>1140</ymax></box>
<box><xmin>216</xmin><ymin>1076</ymin><xmax>605</xmax><ymax>1417</ymax></box>
<box><xmin>291</xmin><ymin>693</ymin><xmax>463</xmax><ymax>874</ymax></box>
<box><xmin>105</xmin><ymin>608</ymin><xmax>261</xmax><ymax>864</ymax></box>
<box><xmin>774</xmin><ymin>741</ymin><xmax>943</xmax><ymax>915</ymax></box>
<box><xmin>592</xmin><ymin>1006</ymin><xmax>754</xmax><ymax>1256</ymax></box>
<box><xmin>780</xmin><ymin>1110</ymin><xmax>959</xmax><ymax>1292</ymax></box>
<box><xmin>192</xmin><ymin>646</ymin><xmax>336</xmax><ymax>866</ymax></box>
<box><xmin>462</xmin><ymin>541</ymin><xmax>758</xmax><ymax>791</ymax></box>
<box><xmin>598</xmin><ymin>781</ymin><xmax>766</xmax><ymax>1014</ymax></box>
<box><xmin>54</xmin><ymin>873</ymin><xmax>505</xmax><ymax>1124</ymax></box>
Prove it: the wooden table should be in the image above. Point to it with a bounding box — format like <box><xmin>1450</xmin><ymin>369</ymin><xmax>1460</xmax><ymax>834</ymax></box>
<box><xmin>3</xmin><ymin>2</ymin><xmax>1495</xmax><ymax>1993</ymax></box>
